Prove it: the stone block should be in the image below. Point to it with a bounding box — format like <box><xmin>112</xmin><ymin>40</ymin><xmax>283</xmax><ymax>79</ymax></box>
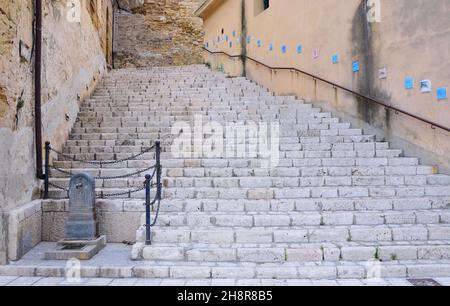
<box><xmin>236</xmin><ymin>229</ymin><xmax>273</xmax><ymax>243</ymax></box>
<box><xmin>392</xmin><ymin>227</ymin><xmax>428</xmax><ymax>241</ymax></box>
<box><xmin>6</xmin><ymin>200</ymin><xmax>42</xmax><ymax>261</ymax></box>
<box><xmin>341</xmin><ymin>247</ymin><xmax>376</xmax><ymax>261</ymax></box>
<box><xmin>170</xmin><ymin>266</ymin><xmax>211</xmax><ymax>279</ymax></box>
<box><xmin>274</xmin><ymin>230</ymin><xmax>308</xmax><ymax>243</ymax></box>
<box><xmin>142</xmin><ymin>247</ymin><xmax>184</xmax><ymax>261</ymax></box>
<box><xmin>286</xmin><ymin>247</ymin><xmax>323</xmax><ymax>261</ymax></box>
<box><xmin>237</xmin><ymin>248</ymin><xmax>285</xmax><ymax>262</ymax></box>
<box><xmin>211</xmin><ymin>267</ymin><xmax>255</xmax><ymax>279</ymax></box>
<box><xmin>256</xmin><ymin>267</ymin><xmax>298</xmax><ymax>279</ymax></box>
<box><xmin>186</xmin><ymin>248</ymin><xmax>236</xmax><ymax>261</ymax></box>
<box><xmin>191</xmin><ymin>230</ymin><xmax>234</xmax><ymax>244</ymax></box>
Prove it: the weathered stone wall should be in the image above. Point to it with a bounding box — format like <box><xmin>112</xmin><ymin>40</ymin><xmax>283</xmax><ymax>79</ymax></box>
<box><xmin>0</xmin><ymin>0</ymin><xmax>113</xmax><ymax>264</ymax></box>
<box><xmin>0</xmin><ymin>0</ymin><xmax>113</xmax><ymax>262</ymax></box>
<box><xmin>114</xmin><ymin>0</ymin><xmax>203</xmax><ymax>67</ymax></box>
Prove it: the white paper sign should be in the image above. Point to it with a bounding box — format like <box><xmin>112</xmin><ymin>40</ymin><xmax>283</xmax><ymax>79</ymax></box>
<box><xmin>420</xmin><ymin>80</ymin><xmax>432</xmax><ymax>93</ymax></box>
<box><xmin>378</xmin><ymin>67</ymin><xmax>387</xmax><ymax>79</ymax></box>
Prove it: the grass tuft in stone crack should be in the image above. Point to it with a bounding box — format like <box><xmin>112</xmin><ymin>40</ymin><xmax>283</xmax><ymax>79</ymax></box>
<box><xmin>374</xmin><ymin>248</ymin><xmax>381</xmax><ymax>261</ymax></box>
<box><xmin>15</xmin><ymin>96</ymin><xmax>25</xmax><ymax>127</ymax></box>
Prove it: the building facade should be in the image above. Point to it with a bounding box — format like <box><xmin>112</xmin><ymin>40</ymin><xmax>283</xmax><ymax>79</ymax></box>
<box><xmin>197</xmin><ymin>0</ymin><xmax>450</xmax><ymax>172</ymax></box>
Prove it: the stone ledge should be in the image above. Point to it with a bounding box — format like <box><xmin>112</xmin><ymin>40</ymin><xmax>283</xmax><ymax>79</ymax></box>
<box><xmin>4</xmin><ymin>199</ymin><xmax>145</xmax><ymax>263</ymax></box>
<box><xmin>5</xmin><ymin>200</ymin><xmax>42</xmax><ymax>262</ymax></box>
<box><xmin>42</xmin><ymin>199</ymin><xmax>143</xmax><ymax>213</ymax></box>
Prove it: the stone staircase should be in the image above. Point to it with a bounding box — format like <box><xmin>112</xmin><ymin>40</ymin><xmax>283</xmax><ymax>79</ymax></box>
<box><xmin>47</xmin><ymin>64</ymin><xmax>450</xmax><ymax>280</ymax></box>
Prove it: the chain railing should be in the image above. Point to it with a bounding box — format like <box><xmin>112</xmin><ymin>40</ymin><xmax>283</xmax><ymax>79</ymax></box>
<box><xmin>43</xmin><ymin>141</ymin><xmax>162</xmax><ymax>200</ymax></box>
<box><xmin>43</xmin><ymin>139</ymin><xmax>164</xmax><ymax>245</ymax></box>
<box><xmin>144</xmin><ymin>141</ymin><xmax>162</xmax><ymax>245</ymax></box>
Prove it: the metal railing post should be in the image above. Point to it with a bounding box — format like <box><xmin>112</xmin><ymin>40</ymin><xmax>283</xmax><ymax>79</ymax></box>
<box><xmin>155</xmin><ymin>140</ymin><xmax>162</xmax><ymax>201</ymax></box>
<box><xmin>145</xmin><ymin>174</ymin><xmax>152</xmax><ymax>245</ymax></box>
<box><xmin>44</xmin><ymin>141</ymin><xmax>50</xmax><ymax>199</ymax></box>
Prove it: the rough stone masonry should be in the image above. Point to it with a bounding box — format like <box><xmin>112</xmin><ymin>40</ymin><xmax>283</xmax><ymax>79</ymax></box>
<box><xmin>115</xmin><ymin>0</ymin><xmax>204</xmax><ymax>68</ymax></box>
<box><xmin>0</xmin><ymin>0</ymin><xmax>112</xmax><ymax>264</ymax></box>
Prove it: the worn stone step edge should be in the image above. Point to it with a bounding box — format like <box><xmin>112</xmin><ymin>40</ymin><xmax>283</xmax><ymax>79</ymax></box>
<box><xmin>1</xmin><ymin>261</ymin><xmax>450</xmax><ymax>279</ymax></box>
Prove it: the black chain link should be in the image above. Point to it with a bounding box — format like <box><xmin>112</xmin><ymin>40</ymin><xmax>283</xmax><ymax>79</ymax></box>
<box><xmin>48</xmin><ymin>182</ymin><xmax>69</xmax><ymax>198</ymax></box>
<box><xmin>50</xmin><ymin>165</ymin><xmax>157</xmax><ymax>180</ymax></box>
<box><xmin>99</xmin><ymin>185</ymin><xmax>147</xmax><ymax>199</ymax></box>
<box><xmin>48</xmin><ymin>181</ymin><xmax>69</xmax><ymax>192</ymax></box>
<box><xmin>46</xmin><ymin>137</ymin><xmax>168</xmax><ymax>201</ymax></box>
<box><xmin>48</xmin><ymin>181</ymin><xmax>150</xmax><ymax>199</ymax></box>
<box><xmin>49</xmin><ymin>144</ymin><xmax>156</xmax><ymax>165</ymax></box>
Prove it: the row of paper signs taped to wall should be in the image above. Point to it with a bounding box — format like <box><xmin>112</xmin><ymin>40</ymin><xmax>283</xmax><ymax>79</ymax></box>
<box><xmin>204</xmin><ymin>33</ymin><xmax>448</xmax><ymax>101</ymax></box>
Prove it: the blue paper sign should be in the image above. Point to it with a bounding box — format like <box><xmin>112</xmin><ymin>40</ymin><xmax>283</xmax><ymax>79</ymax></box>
<box><xmin>229</xmin><ymin>41</ymin><xmax>233</xmax><ymax>48</ymax></box>
<box><xmin>297</xmin><ymin>45</ymin><xmax>302</xmax><ymax>54</ymax></box>
<box><xmin>217</xmin><ymin>36</ymin><xmax>220</xmax><ymax>42</ymax></box>
<box><xmin>257</xmin><ymin>40</ymin><xmax>262</xmax><ymax>48</ymax></box>
<box><xmin>352</xmin><ymin>61</ymin><xmax>360</xmax><ymax>72</ymax></box>
<box><xmin>247</xmin><ymin>36</ymin><xmax>251</xmax><ymax>44</ymax></box>
<box><xmin>232</xmin><ymin>31</ymin><xmax>236</xmax><ymax>37</ymax></box>
<box><xmin>282</xmin><ymin>45</ymin><xmax>287</xmax><ymax>54</ymax></box>
<box><xmin>269</xmin><ymin>42</ymin><xmax>273</xmax><ymax>51</ymax></box>
<box><xmin>437</xmin><ymin>87</ymin><xmax>447</xmax><ymax>100</ymax></box>
<box><xmin>332</xmin><ymin>54</ymin><xmax>339</xmax><ymax>64</ymax></box>
<box><xmin>404</xmin><ymin>77</ymin><xmax>414</xmax><ymax>90</ymax></box>
<box><xmin>226</xmin><ymin>35</ymin><xmax>229</xmax><ymax>42</ymax></box>
<box><xmin>206</xmin><ymin>42</ymin><xmax>209</xmax><ymax>48</ymax></box>
<box><xmin>236</xmin><ymin>37</ymin><xmax>240</xmax><ymax>45</ymax></box>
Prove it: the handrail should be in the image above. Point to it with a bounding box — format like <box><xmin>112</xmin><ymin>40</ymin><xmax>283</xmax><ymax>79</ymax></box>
<box><xmin>203</xmin><ymin>47</ymin><xmax>450</xmax><ymax>133</ymax></box>
<box><xmin>43</xmin><ymin>141</ymin><xmax>162</xmax><ymax>200</ymax></box>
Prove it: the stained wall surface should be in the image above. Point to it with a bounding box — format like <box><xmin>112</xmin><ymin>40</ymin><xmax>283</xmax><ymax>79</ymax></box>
<box><xmin>199</xmin><ymin>0</ymin><xmax>450</xmax><ymax>172</ymax></box>
<box><xmin>0</xmin><ymin>0</ymin><xmax>113</xmax><ymax>211</ymax></box>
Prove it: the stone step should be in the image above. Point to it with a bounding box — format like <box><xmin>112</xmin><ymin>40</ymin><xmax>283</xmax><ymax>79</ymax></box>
<box><xmin>48</xmin><ymin>175</ymin><xmax>447</xmax><ymax>193</ymax></box>
<box><xmin>46</xmin><ymin>185</ymin><xmax>448</xmax><ymax>200</ymax></box>
<box><xmin>62</xmin><ymin>142</ymin><xmax>391</xmax><ymax>153</ymax></box>
<box><xmin>63</xmin><ymin>135</ymin><xmax>363</xmax><ymax>145</ymax></box>
<box><xmin>72</xmin><ymin>121</ymin><xmax>335</xmax><ymax>128</ymax></box>
<box><xmin>56</xmin><ymin>155</ymin><xmax>425</xmax><ymax>169</ymax></box>
<box><xmin>64</xmin><ymin>136</ymin><xmax>383</xmax><ymax>146</ymax></box>
<box><xmin>50</xmin><ymin>163</ymin><xmax>434</xmax><ymax>179</ymax></box>
<box><xmin>74</xmin><ymin>115</ymin><xmax>329</xmax><ymax>123</ymax></box>
<box><xmin>78</xmin><ymin>103</ymin><xmax>306</xmax><ymax>110</ymax></box>
<box><xmin>81</xmin><ymin>99</ymin><xmax>301</xmax><ymax>106</ymax></box>
<box><xmin>43</xmin><ymin>197</ymin><xmax>450</xmax><ymax>213</ymax></box>
<box><xmin>72</xmin><ymin>119</ymin><xmax>342</xmax><ymax>127</ymax></box>
<box><xmin>138</xmin><ymin>241</ymin><xmax>450</xmax><ymax>263</ymax></box>
<box><xmin>81</xmin><ymin>104</ymin><xmax>289</xmax><ymax>108</ymax></box>
<box><xmin>88</xmin><ymin>96</ymin><xmax>278</xmax><ymax>101</ymax></box>
<box><xmin>88</xmin><ymin>94</ymin><xmax>277</xmax><ymax>99</ymax></box>
<box><xmin>55</xmin><ymin>150</ymin><xmax>404</xmax><ymax>162</ymax></box>
<box><xmin>68</xmin><ymin>134</ymin><xmax>377</xmax><ymax>144</ymax></box>
<box><xmin>135</xmin><ymin>209</ymin><xmax>450</xmax><ymax>227</ymax></box>
<box><xmin>144</xmin><ymin>225</ymin><xmax>450</xmax><ymax>244</ymax></box>
<box><xmin>60</xmin><ymin>145</ymin><xmax>400</xmax><ymax>156</ymax></box>
<box><xmin>85</xmin><ymin>92</ymin><xmax>291</xmax><ymax>97</ymax></box>
<box><xmin>2</xmin><ymin>259</ymin><xmax>450</xmax><ymax>280</ymax></box>
<box><xmin>135</xmin><ymin>197</ymin><xmax>450</xmax><ymax>212</ymax></box>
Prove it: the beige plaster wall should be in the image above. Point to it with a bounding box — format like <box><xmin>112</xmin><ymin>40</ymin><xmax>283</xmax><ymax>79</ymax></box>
<box><xmin>200</xmin><ymin>0</ymin><xmax>450</xmax><ymax>172</ymax></box>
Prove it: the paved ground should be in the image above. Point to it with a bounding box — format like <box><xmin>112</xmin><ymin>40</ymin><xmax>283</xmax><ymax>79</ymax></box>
<box><xmin>1</xmin><ymin>243</ymin><xmax>448</xmax><ymax>286</ymax></box>
<box><xmin>0</xmin><ymin>276</ymin><xmax>449</xmax><ymax>286</ymax></box>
